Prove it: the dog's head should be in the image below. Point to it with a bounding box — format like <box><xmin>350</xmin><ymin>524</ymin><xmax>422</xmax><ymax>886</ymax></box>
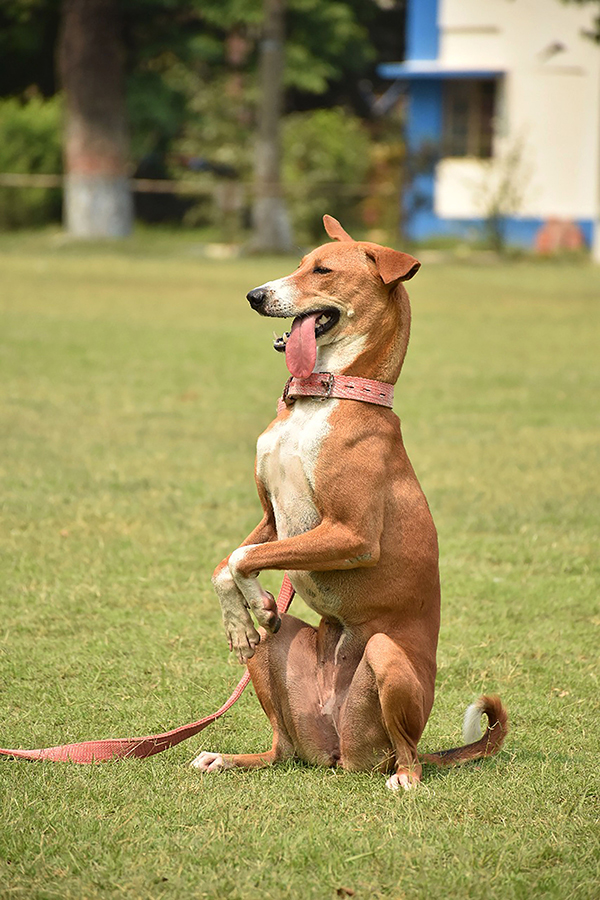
<box><xmin>246</xmin><ymin>215</ymin><xmax>420</xmax><ymax>382</ymax></box>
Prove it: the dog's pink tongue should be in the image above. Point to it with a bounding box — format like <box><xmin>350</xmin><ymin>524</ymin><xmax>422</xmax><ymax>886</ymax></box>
<box><xmin>285</xmin><ymin>313</ymin><xmax>319</xmax><ymax>378</ymax></box>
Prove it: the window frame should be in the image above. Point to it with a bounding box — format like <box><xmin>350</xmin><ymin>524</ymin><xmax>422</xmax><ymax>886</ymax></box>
<box><xmin>442</xmin><ymin>78</ymin><xmax>497</xmax><ymax>159</ymax></box>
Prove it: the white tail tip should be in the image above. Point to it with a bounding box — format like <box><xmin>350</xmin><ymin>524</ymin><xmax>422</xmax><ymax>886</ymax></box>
<box><xmin>462</xmin><ymin>699</ymin><xmax>485</xmax><ymax>744</ymax></box>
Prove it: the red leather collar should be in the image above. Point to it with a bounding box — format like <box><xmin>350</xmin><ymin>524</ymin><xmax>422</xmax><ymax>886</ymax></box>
<box><xmin>280</xmin><ymin>373</ymin><xmax>394</xmax><ymax>410</ymax></box>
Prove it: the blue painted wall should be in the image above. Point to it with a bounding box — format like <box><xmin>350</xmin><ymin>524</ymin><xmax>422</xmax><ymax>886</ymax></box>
<box><xmin>404</xmin><ymin>80</ymin><xmax>443</xmax><ymax>242</ymax></box>
<box><xmin>402</xmin><ymin>0</ymin><xmax>444</xmax><ymax>241</ymax></box>
<box><xmin>405</xmin><ymin>212</ymin><xmax>594</xmax><ymax>249</ymax></box>
<box><xmin>405</xmin><ymin>81</ymin><xmax>443</xmax><ymax>151</ymax></box>
<box><xmin>405</xmin><ymin>0</ymin><xmax>439</xmax><ymax>61</ymax></box>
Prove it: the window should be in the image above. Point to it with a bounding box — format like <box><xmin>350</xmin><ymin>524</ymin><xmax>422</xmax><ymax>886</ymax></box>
<box><xmin>443</xmin><ymin>79</ymin><xmax>496</xmax><ymax>158</ymax></box>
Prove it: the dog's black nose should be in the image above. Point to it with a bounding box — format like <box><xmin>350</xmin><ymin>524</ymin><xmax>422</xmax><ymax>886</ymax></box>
<box><xmin>247</xmin><ymin>288</ymin><xmax>268</xmax><ymax>310</ymax></box>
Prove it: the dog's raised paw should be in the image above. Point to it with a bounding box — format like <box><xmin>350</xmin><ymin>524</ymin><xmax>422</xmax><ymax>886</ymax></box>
<box><xmin>190</xmin><ymin>751</ymin><xmax>231</xmax><ymax>772</ymax></box>
<box><xmin>386</xmin><ymin>771</ymin><xmax>420</xmax><ymax>792</ymax></box>
<box><xmin>223</xmin><ymin>608</ymin><xmax>262</xmax><ymax>664</ymax></box>
<box><xmin>227</xmin><ymin>623</ymin><xmax>261</xmax><ymax>664</ymax></box>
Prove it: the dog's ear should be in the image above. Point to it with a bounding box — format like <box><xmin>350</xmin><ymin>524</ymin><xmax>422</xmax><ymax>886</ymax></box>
<box><xmin>323</xmin><ymin>215</ymin><xmax>354</xmax><ymax>242</ymax></box>
<box><xmin>366</xmin><ymin>245</ymin><xmax>421</xmax><ymax>284</ymax></box>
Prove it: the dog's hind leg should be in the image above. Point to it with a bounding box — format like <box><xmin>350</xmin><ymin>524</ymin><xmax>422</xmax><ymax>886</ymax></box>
<box><xmin>191</xmin><ymin>631</ymin><xmax>295</xmax><ymax>771</ymax></box>
<box><xmin>339</xmin><ymin>633</ymin><xmax>434</xmax><ymax>790</ymax></box>
<box><xmin>192</xmin><ymin>614</ymin><xmax>336</xmax><ymax>772</ymax></box>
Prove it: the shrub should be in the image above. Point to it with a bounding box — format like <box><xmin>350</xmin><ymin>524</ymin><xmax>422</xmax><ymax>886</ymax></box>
<box><xmin>0</xmin><ymin>94</ymin><xmax>63</xmax><ymax>230</ymax></box>
<box><xmin>282</xmin><ymin>108</ymin><xmax>371</xmax><ymax>242</ymax></box>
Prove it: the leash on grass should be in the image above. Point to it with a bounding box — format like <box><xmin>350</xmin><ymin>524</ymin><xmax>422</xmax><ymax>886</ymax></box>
<box><xmin>0</xmin><ymin>575</ymin><xmax>295</xmax><ymax>764</ymax></box>
<box><xmin>1</xmin><ymin>374</ymin><xmax>394</xmax><ymax>765</ymax></box>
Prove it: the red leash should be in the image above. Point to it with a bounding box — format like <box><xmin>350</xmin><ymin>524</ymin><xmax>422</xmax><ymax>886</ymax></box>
<box><xmin>0</xmin><ymin>575</ymin><xmax>295</xmax><ymax>764</ymax></box>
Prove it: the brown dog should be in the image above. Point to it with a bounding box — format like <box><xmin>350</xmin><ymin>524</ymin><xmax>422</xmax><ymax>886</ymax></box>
<box><xmin>191</xmin><ymin>216</ymin><xmax>507</xmax><ymax>789</ymax></box>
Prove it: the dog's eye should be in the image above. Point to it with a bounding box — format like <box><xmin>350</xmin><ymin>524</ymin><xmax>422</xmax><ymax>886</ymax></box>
<box><xmin>313</xmin><ymin>266</ymin><xmax>332</xmax><ymax>275</ymax></box>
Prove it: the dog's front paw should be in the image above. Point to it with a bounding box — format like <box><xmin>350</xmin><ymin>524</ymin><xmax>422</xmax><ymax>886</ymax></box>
<box><xmin>190</xmin><ymin>751</ymin><xmax>232</xmax><ymax>772</ymax></box>
<box><xmin>213</xmin><ymin>565</ymin><xmax>262</xmax><ymax>663</ymax></box>
<box><xmin>225</xmin><ymin>614</ymin><xmax>261</xmax><ymax>664</ymax></box>
<box><xmin>386</xmin><ymin>770</ymin><xmax>420</xmax><ymax>792</ymax></box>
<box><xmin>228</xmin><ymin>547</ymin><xmax>281</xmax><ymax>634</ymax></box>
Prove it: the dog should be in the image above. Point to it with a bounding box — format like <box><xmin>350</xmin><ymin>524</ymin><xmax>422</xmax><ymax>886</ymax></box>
<box><xmin>191</xmin><ymin>215</ymin><xmax>507</xmax><ymax>790</ymax></box>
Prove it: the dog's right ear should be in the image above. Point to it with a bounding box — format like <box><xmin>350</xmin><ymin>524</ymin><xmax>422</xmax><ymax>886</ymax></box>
<box><xmin>366</xmin><ymin>245</ymin><xmax>421</xmax><ymax>284</ymax></box>
<box><xmin>323</xmin><ymin>215</ymin><xmax>354</xmax><ymax>242</ymax></box>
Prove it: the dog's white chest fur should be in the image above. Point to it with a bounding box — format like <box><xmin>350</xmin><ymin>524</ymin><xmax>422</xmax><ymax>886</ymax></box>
<box><xmin>256</xmin><ymin>400</ymin><xmax>337</xmax><ymax>539</ymax></box>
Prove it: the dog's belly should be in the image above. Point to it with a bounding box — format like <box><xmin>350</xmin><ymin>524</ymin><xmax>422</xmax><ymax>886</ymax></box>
<box><xmin>287</xmin><ymin>570</ymin><xmax>343</xmax><ymax>617</ymax></box>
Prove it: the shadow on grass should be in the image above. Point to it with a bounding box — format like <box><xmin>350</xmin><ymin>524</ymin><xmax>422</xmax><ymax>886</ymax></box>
<box><xmin>420</xmin><ymin>752</ymin><xmax>508</xmax><ymax>783</ymax></box>
<box><xmin>195</xmin><ymin>748</ymin><xmax>538</xmax><ymax>784</ymax></box>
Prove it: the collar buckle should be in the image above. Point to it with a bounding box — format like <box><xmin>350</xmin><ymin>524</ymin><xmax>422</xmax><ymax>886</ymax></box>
<box><xmin>319</xmin><ymin>373</ymin><xmax>335</xmax><ymax>399</ymax></box>
<box><xmin>282</xmin><ymin>376</ymin><xmax>295</xmax><ymax>406</ymax></box>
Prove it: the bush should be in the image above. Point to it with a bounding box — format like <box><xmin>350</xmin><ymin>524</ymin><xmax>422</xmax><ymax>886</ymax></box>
<box><xmin>0</xmin><ymin>94</ymin><xmax>63</xmax><ymax>230</ymax></box>
<box><xmin>282</xmin><ymin>108</ymin><xmax>371</xmax><ymax>242</ymax></box>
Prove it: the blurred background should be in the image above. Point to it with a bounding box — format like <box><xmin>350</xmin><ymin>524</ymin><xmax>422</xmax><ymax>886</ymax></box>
<box><xmin>1</xmin><ymin>0</ymin><xmax>599</xmax><ymax>256</ymax></box>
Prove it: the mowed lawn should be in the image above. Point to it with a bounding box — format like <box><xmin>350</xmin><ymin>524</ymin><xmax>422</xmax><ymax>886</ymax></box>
<box><xmin>0</xmin><ymin>230</ymin><xmax>598</xmax><ymax>900</ymax></box>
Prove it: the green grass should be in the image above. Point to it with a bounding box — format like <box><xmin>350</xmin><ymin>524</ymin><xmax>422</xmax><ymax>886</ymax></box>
<box><xmin>0</xmin><ymin>230</ymin><xmax>599</xmax><ymax>900</ymax></box>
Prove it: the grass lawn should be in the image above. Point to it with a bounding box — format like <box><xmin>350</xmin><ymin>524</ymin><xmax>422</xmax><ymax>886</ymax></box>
<box><xmin>0</xmin><ymin>229</ymin><xmax>598</xmax><ymax>900</ymax></box>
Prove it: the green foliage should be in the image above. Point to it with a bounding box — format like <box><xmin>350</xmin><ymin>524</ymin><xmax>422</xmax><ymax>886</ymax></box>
<box><xmin>0</xmin><ymin>1</ymin><xmax>404</xmax><ymax>239</ymax></box>
<box><xmin>285</xmin><ymin>0</ymin><xmax>373</xmax><ymax>94</ymax></box>
<box><xmin>127</xmin><ymin>71</ymin><xmax>188</xmax><ymax>161</ymax></box>
<box><xmin>0</xmin><ymin>2</ymin><xmax>404</xmax><ymax>237</ymax></box>
<box><xmin>168</xmin><ymin>66</ymin><xmax>255</xmax><ymax>180</ymax></box>
<box><xmin>0</xmin><ymin>93</ymin><xmax>62</xmax><ymax>230</ymax></box>
<box><xmin>123</xmin><ymin>0</ymin><xmax>380</xmax><ymax>189</ymax></box>
<box><xmin>165</xmin><ymin>86</ymin><xmax>376</xmax><ymax>241</ymax></box>
<box><xmin>1</xmin><ymin>0</ymin><xmax>385</xmax><ymax>99</ymax></box>
<box><xmin>0</xmin><ymin>0</ymin><xmax>59</xmax><ymax>98</ymax></box>
<box><xmin>163</xmin><ymin>65</ymin><xmax>255</xmax><ymax>231</ymax></box>
<box><xmin>282</xmin><ymin>107</ymin><xmax>371</xmax><ymax>241</ymax></box>
<box><xmin>119</xmin><ymin>0</ymin><xmax>380</xmax><ymax>184</ymax></box>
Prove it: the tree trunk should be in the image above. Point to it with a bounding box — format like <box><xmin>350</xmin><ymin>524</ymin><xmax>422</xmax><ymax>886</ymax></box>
<box><xmin>58</xmin><ymin>0</ymin><xmax>132</xmax><ymax>237</ymax></box>
<box><xmin>252</xmin><ymin>0</ymin><xmax>293</xmax><ymax>252</ymax></box>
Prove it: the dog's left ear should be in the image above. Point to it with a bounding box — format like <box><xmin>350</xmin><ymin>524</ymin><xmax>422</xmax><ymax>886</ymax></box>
<box><xmin>323</xmin><ymin>215</ymin><xmax>354</xmax><ymax>242</ymax></box>
<box><xmin>366</xmin><ymin>246</ymin><xmax>421</xmax><ymax>284</ymax></box>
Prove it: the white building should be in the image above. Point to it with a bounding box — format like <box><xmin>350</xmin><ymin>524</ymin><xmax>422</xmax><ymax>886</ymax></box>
<box><xmin>379</xmin><ymin>0</ymin><xmax>600</xmax><ymax>254</ymax></box>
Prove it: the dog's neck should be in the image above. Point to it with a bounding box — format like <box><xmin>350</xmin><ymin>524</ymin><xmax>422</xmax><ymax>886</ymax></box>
<box><xmin>315</xmin><ymin>285</ymin><xmax>411</xmax><ymax>385</ymax></box>
<box><xmin>315</xmin><ymin>333</ymin><xmax>368</xmax><ymax>377</ymax></box>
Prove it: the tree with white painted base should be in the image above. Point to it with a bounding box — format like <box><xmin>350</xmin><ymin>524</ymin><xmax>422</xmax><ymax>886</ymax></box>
<box><xmin>251</xmin><ymin>0</ymin><xmax>293</xmax><ymax>252</ymax></box>
<box><xmin>58</xmin><ymin>0</ymin><xmax>132</xmax><ymax>238</ymax></box>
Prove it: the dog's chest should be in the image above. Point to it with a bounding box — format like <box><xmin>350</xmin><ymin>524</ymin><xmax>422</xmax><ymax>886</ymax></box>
<box><xmin>256</xmin><ymin>400</ymin><xmax>337</xmax><ymax>539</ymax></box>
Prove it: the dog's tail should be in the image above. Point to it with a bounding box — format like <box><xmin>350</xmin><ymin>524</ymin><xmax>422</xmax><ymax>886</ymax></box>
<box><xmin>420</xmin><ymin>695</ymin><xmax>508</xmax><ymax>767</ymax></box>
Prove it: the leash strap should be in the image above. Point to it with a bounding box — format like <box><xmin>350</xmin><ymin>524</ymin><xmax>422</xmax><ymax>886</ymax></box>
<box><xmin>281</xmin><ymin>373</ymin><xmax>394</xmax><ymax>409</ymax></box>
<box><xmin>0</xmin><ymin>575</ymin><xmax>296</xmax><ymax>764</ymax></box>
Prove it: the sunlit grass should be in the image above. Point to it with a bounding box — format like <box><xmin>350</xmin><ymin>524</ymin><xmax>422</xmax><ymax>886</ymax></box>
<box><xmin>0</xmin><ymin>231</ymin><xmax>598</xmax><ymax>899</ymax></box>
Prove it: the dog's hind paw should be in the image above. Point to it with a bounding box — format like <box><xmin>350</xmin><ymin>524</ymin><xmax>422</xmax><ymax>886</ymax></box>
<box><xmin>190</xmin><ymin>751</ymin><xmax>232</xmax><ymax>772</ymax></box>
<box><xmin>386</xmin><ymin>771</ymin><xmax>420</xmax><ymax>792</ymax></box>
